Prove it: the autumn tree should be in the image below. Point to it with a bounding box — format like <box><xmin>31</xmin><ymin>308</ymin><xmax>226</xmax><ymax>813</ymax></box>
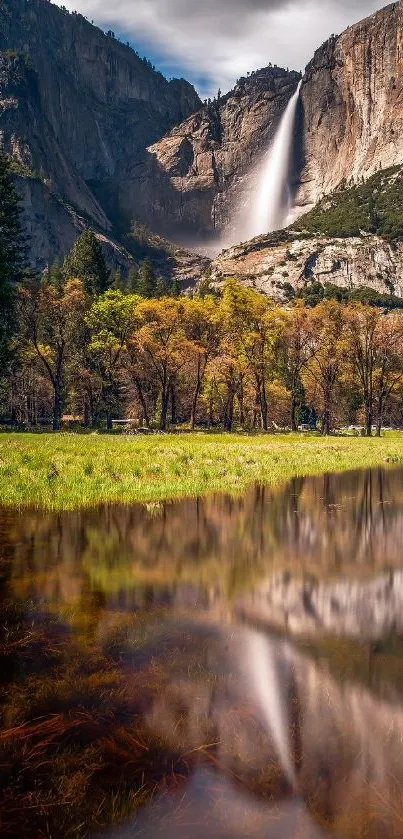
<box><xmin>205</xmin><ymin>352</ymin><xmax>242</xmax><ymax>431</ymax></box>
<box><xmin>135</xmin><ymin>298</ymin><xmax>192</xmax><ymax>430</ymax></box>
<box><xmin>183</xmin><ymin>296</ymin><xmax>220</xmax><ymax>429</ymax></box>
<box><xmin>303</xmin><ymin>301</ymin><xmax>346</xmax><ymax>435</ymax></box>
<box><xmin>373</xmin><ymin>312</ymin><xmax>403</xmax><ymax>435</ymax></box>
<box><xmin>86</xmin><ymin>290</ymin><xmax>139</xmax><ymax>430</ymax></box>
<box><xmin>221</xmin><ymin>280</ymin><xmax>283</xmax><ymax>430</ymax></box>
<box><xmin>283</xmin><ymin>301</ymin><xmax>315</xmax><ymax>431</ymax></box>
<box><xmin>19</xmin><ymin>279</ymin><xmax>86</xmax><ymax>430</ymax></box>
<box><xmin>345</xmin><ymin>304</ymin><xmax>382</xmax><ymax>436</ymax></box>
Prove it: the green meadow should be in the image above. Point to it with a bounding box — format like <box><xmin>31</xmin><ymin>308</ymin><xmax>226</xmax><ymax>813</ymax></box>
<box><xmin>1</xmin><ymin>431</ymin><xmax>403</xmax><ymax>509</ymax></box>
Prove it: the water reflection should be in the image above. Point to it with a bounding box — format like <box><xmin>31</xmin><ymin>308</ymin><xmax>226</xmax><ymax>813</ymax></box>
<box><xmin>3</xmin><ymin>467</ymin><xmax>403</xmax><ymax>611</ymax></box>
<box><xmin>2</xmin><ymin>467</ymin><xmax>403</xmax><ymax>838</ymax></box>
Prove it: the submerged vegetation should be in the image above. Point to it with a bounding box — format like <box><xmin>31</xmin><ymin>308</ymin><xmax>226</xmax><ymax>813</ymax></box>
<box><xmin>0</xmin><ymin>601</ymin><xmax>197</xmax><ymax>839</ymax></box>
<box><xmin>1</xmin><ymin>432</ymin><xmax>403</xmax><ymax>509</ymax></box>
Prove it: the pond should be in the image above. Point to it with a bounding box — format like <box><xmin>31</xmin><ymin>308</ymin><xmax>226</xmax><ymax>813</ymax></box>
<box><xmin>2</xmin><ymin>467</ymin><xmax>403</xmax><ymax>838</ymax></box>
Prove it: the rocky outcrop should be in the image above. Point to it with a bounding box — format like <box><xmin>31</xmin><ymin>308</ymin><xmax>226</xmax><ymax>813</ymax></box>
<box><xmin>136</xmin><ymin>68</ymin><xmax>301</xmax><ymax>240</ymax></box>
<box><xmin>140</xmin><ymin>2</ymin><xmax>402</xmax><ymax>242</ymax></box>
<box><xmin>210</xmin><ymin>230</ymin><xmax>403</xmax><ymax>299</ymax></box>
<box><xmin>0</xmin><ymin>0</ymin><xmax>201</xmax><ymax>268</ymax></box>
<box><xmin>297</xmin><ymin>0</ymin><xmax>403</xmax><ymax>212</ymax></box>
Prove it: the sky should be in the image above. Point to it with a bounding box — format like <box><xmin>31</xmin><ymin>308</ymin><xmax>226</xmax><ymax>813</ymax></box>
<box><xmin>54</xmin><ymin>0</ymin><xmax>385</xmax><ymax>97</ymax></box>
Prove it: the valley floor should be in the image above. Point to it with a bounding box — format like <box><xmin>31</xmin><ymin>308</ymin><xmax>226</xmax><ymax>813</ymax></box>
<box><xmin>1</xmin><ymin>432</ymin><xmax>403</xmax><ymax>509</ymax></box>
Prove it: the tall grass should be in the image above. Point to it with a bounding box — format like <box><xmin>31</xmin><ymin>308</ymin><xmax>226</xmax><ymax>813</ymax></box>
<box><xmin>0</xmin><ymin>432</ymin><xmax>402</xmax><ymax>509</ymax></box>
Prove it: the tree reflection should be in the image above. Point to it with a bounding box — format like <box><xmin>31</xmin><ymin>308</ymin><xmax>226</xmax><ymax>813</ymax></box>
<box><xmin>3</xmin><ymin>468</ymin><xmax>403</xmax><ymax>616</ymax></box>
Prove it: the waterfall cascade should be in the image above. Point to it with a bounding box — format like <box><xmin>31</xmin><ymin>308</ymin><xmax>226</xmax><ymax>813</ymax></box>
<box><xmin>244</xmin><ymin>79</ymin><xmax>302</xmax><ymax>242</ymax></box>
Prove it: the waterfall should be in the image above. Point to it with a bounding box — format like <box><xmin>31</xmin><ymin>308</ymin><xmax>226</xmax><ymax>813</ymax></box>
<box><xmin>245</xmin><ymin>79</ymin><xmax>302</xmax><ymax>241</ymax></box>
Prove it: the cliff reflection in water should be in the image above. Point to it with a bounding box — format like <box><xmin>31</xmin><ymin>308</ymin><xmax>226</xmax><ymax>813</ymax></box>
<box><xmin>4</xmin><ymin>467</ymin><xmax>403</xmax><ymax>612</ymax></box>
<box><xmin>3</xmin><ymin>467</ymin><xmax>403</xmax><ymax>838</ymax></box>
<box><xmin>101</xmin><ymin>623</ymin><xmax>403</xmax><ymax>839</ymax></box>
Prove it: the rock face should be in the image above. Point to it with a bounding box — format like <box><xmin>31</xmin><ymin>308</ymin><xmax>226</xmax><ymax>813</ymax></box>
<box><xmin>0</xmin><ymin>0</ymin><xmax>200</xmax><ymax>268</ymax></box>
<box><xmin>133</xmin><ymin>68</ymin><xmax>301</xmax><ymax>241</ymax></box>
<box><xmin>297</xmin><ymin>0</ymin><xmax>403</xmax><ymax>212</ymax></box>
<box><xmin>1</xmin><ymin>0</ymin><xmax>402</xmax><ymax>277</ymax></box>
<box><xmin>210</xmin><ymin>230</ymin><xmax>403</xmax><ymax>299</ymax></box>
<box><xmin>141</xmin><ymin>1</ymin><xmax>402</xmax><ymax>242</ymax></box>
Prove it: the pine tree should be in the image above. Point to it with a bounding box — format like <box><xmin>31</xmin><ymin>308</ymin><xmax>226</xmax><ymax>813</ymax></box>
<box><xmin>63</xmin><ymin>229</ymin><xmax>110</xmax><ymax>295</ymax></box>
<box><xmin>43</xmin><ymin>261</ymin><xmax>63</xmax><ymax>290</ymax></box>
<box><xmin>155</xmin><ymin>276</ymin><xmax>170</xmax><ymax>297</ymax></box>
<box><xmin>171</xmin><ymin>277</ymin><xmax>181</xmax><ymax>298</ymax></box>
<box><xmin>112</xmin><ymin>269</ymin><xmax>126</xmax><ymax>292</ymax></box>
<box><xmin>137</xmin><ymin>258</ymin><xmax>156</xmax><ymax>298</ymax></box>
<box><xmin>0</xmin><ymin>151</ymin><xmax>26</xmax><ymax>372</ymax></box>
<box><xmin>128</xmin><ymin>268</ymin><xmax>139</xmax><ymax>293</ymax></box>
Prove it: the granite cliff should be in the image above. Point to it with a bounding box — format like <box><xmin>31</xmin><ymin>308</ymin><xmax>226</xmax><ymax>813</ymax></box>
<box><xmin>1</xmin><ymin>0</ymin><xmax>402</xmax><ymax>283</ymax></box>
<box><xmin>0</xmin><ymin>0</ymin><xmax>200</xmax><ymax>268</ymax></box>
<box><xmin>131</xmin><ymin>67</ymin><xmax>301</xmax><ymax>242</ymax></box>
<box><xmin>144</xmin><ymin>1</ymin><xmax>402</xmax><ymax>244</ymax></box>
<box><xmin>297</xmin><ymin>0</ymin><xmax>403</xmax><ymax>212</ymax></box>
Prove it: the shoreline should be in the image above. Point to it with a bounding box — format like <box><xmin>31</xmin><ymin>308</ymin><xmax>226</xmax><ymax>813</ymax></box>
<box><xmin>0</xmin><ymin>432</ymin><xmax>402</xmax><ymax>510</ymax></box>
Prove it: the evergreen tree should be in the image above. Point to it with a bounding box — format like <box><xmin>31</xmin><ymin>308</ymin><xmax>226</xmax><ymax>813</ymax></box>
<box><xmin>155</xmin><ymin>276</ymin><xmax>170</xmax><ymax>297</ymax></box>
<box><xmin>0</xmin><ymin>151</ymin><xmax>26</xmax><ymax>372</ymax></box>
<box><xmin>112</xmin><ymin>269</ymin><xmax>126</xmax><ymax>292</ymax></box>
<box><xmin>43</xmin><ymin>261</ymin><xmax>63</xmax><ymax>290</ymax></box>
<box><xmin>63</xmin><ymin>229</ymin><xmax>110</xmax><ymax>295</ymax></box>
<box><xmin>128</xmin><ymin>268</ymin><xmax>139</xmax><ymax>294</ymax></box>
<box><xmin>137</xmin><ymin>258</ymin><xmax>156</xmax><ymax>298</ymax></box>
<box><xmin>171</xmin><ymin>277</ymin><xmax>181</xmax><ymax>298</ymax></box>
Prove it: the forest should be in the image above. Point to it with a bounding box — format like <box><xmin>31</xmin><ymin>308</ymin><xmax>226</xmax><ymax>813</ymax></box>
<box><xmin>2</xmin><ymin>152</ymin><xmax>403</xmax><ymax>438</ymax></box>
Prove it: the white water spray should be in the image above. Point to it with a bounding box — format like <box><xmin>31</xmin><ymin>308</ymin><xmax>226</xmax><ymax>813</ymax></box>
<box><xmin>246</xmin><ymin>80</ymin><xmax>302</xmax><ymax>241</ymax></box>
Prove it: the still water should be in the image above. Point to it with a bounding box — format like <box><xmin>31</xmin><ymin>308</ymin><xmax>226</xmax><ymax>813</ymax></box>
<box><xmin>2</xmin><ymin>468</ymin><xmax>403</xmax><ymax>838</ymax></box>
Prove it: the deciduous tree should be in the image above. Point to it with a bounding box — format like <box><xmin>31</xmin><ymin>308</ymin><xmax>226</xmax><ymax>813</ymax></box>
<box><xmin>86</xmin><ymin>290</ymin><xmax>138</xmax><ymax>430</ymax></box>
<box><xmin>135</xmin><ymin>298</ymin><xmax>192</xmax><ymax>430</ymax></box>
<box><xmin>19</xmin><ymin>279</ymin><xmax>86</xmax><ymax>430</ymax></box>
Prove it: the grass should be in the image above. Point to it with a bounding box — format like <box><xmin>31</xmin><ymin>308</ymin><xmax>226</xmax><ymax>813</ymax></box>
<box><xmin>0</xmin><ymin>431</ymin><xmax>403</xmax><ymax>509</ymax></box>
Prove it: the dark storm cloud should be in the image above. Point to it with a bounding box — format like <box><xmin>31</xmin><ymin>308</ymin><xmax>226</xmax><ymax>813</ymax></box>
<box><xmin>56</xmin><ymin>0</ymin><xmax>384</xmax><ymax>95</ymax></box>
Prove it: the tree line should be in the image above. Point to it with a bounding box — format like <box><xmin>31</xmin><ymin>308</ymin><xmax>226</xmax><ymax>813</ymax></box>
<box><xmin>1</xmin><ymin>151</ymin><xmax>403</xmax><ymax>436</ymax></box>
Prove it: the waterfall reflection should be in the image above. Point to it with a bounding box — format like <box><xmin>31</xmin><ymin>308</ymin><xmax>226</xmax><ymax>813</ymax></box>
<box><xmin>98</xmin><ymin>620</ymin><xmax>403</xmax><ymax>839</ymax></box>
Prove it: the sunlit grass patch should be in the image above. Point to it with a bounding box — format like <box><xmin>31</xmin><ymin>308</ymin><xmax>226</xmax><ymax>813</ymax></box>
<box><xmin>0</xmin><ymin>432</ymin><xmax>402</xmax><ymax>509</ymax></box>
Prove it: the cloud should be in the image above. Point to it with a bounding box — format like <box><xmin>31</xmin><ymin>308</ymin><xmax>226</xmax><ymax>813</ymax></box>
<box><xmin>54</xmin><ymin>0</ymin><xmax>384</xmax><ymax>96</ymax></box>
